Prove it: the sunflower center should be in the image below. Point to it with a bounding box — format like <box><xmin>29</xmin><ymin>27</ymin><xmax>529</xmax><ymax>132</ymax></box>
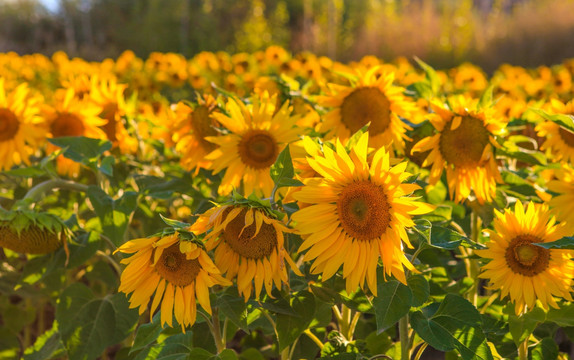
<box><xmin>222</xmin><ymin>208</ymin><xmax>278</xmax><ymax>259</ymax></box>
<box><xmin>337</xmin><ymin>181</ymin><xmax>391</xmax><ymax>241</ymax></box>
<box><xmin>238</xmin><ymin>130</ymin><xmax>278</xmax><ymax>169</ymax></box>
<box><xmin>191</xmin><ymin>105</ymin><xmax>217</xmax><ymax>151</ymax></box>
<box><xmin>438</xmin><ymin>115</ymin><xmax>490</xmax><ymax>168</ymax></box>
<box><xmin>505</xmin><ymin>234</ymin><xmax>550</xmax><ymax>277</ymax></box>
<box><xmin>153</xmin><ymin>243</ymin><xmax>201</xmax><ymax>287</ymax></box>
<box><xmin>51</xmin><ymin>113</ymin><xmax>86</xmax><ymax>137</ymax></box>
<box><xmin>0</xmin><ymin>108</ymin><xmax>20</xmax><ymax>142</ymax></box>
<box><xmin>340</xmin><ymin>87</ymin><xmax>391</xmax><ymax>136</ymax></box>
<box><xmin>558</xmin><ymin>127</ymin><xmax>574</xmax><ymax>147</ymax></box>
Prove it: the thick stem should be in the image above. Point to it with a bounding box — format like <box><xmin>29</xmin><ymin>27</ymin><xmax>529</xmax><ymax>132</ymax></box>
<box><xmin>211</xmin><ymin>309</ymin><xmax>226</xmax><ymax>353</ymax></box>
<box><xmin>518</xmin><ymin>336</ymin><xmax>528</xmax><ymax>360</ymax></box>
<box><xmin>399</xmin><ymin>314</ymin><xmax>410</xmax><ymax>360</ymax></box>
<box><xmin>304</xmin><ymin>329</ymin><xmax>324</xmax><ymax>350</ymax></box>
<box><xmin>468</xmin><ymin>211</ymin><xmax>481</xmax><ymax>307</ymax></box>
<box><xmin>20</xmin><ymin>179</ymin><xmax>89</xmax><ymax>208</ymax></box>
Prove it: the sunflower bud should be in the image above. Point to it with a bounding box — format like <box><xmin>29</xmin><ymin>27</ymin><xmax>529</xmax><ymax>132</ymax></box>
<box><xmin>0</xmin><ymin>210</ymin><xmax>66</xmax><ymax>255</ymax></box>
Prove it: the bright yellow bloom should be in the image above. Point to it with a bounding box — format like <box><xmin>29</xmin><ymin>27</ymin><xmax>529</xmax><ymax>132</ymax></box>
<box><xmin>292</xmin><ymin>132</ymin><xmax>434</xmax><ymax>295</ymax></box>
<box><xmin>191</xmin><ymin>204</ymin><xmax>302</xmax><ymax>300</ymax></box>
<box><xmin>317</xmin><ymin>66</ymin><xmax>420</xmax><ymax>153</ymax></box>
<box><xmin>205</xmin><ymin>92</ymin><xmax>300</xmax><ymax>196</ymax></box>
<box><xmin>411</xmin><ymin>95</ymin><xmax>506</xmax><ymax>204</ymax></box>
<box><xmin>535</xmin><ymin>98</ymin><xmax>574</xmax><ymax>164</ymax></box>
<box><xmin>0</xmin><ymin>79</ymin><xmax>46</xmax><ymax>171</ymax></box>
<box><xmin>116</xmin><ymin>232</ymin><xmax>230</xmax><ymax>330</ymax></box>
<box><xmin>477</xmin><ymin>202</ymin><xmax>574</xmax><ymax>315</ymax></box>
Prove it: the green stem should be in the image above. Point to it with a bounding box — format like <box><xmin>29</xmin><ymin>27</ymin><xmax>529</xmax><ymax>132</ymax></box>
<box><xmin>280</xmin><ymin>347</ymin><xmax>291</xmax><ymax>360</ymax></box>
<box><xmin>468</xmin><ymin>210</ymin><xmax>481</xmax><ymax>307</ymax></box>
<box><xmin>18</xmin><ymin>179</ymin><xmax>88</xmax><ymax>209</ymax></box>
<box><xmin>339</xmin><ymin>304</ymin><xmax>352</xmax><ymax>340</ymax></box>
<box><xmin>211</xmin><ymin>309</ymin><xmax>225</xmax><ymax>353</ymax></box>
<box><xmin>399</xmin><ymin>314</ymin><xmax>410</xmax><ymax>360</ymax></box>
<box><xmin>518</xmin><ymin>336</ymin><xmax>528</xmax><ymax>360</ymax></box>
<box><xmin>96</xmin><ymin>250</ymin><xmax>121</xmax><ymax>275</ymax></box>
<box><xmin>304</xmin><ymin>329</ymin><xmax>324</xmax><ymax>350</ymax></box>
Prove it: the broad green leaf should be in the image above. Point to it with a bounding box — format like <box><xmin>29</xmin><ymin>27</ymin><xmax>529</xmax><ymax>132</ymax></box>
<box><xmin>217</xmin><ymin>290</ymin><xmax>249</xmax><ymax>330</ymax></box>
<box><xmin>478</xmin><ymin>85</ymin><xmax>494</xmax><ymax>109</ymax></box>
<box><xmin>270</xmin><ymin>145</ymin><xmax>299</xmax><ymax>189</ymax></box>
<box><xmin>276</xmin><ymin>291</ymin><xmax>316</xmax><ymax>351</ymax></box>
<box><xmin>406</xmin><ymin>82</ymin><xmax>433</xmax><ymax>99</ymax></box>
<box><xmin>532</xmin><ymin>236</ymin><xmax>574</xmax><ymax>249</ymax></box>
<box><xmin>531</xmin><ymin>108</ymin><xmax>574</xmax><ymax>133</ymax></box>
<box><xmin>87</xmin><ymin>186</ymin><xmax>138</xmax><ymax>246</ymax></box>
<box><xmin>23</xmin><ymin>327</ymin><xmax>64</xmax><ymax>360</ymax></box>
<box><xmin>215</xmin><ymin>349</ymin><xmax>240</xmax><ymax>360</ymax></box>
<box><xmin>414</xmin><ymin>57</ymin><xmax>440</xmax><ymax>94</ymax></box>
<box><xmin>546</xmin><ymin>303</ymin><xmax>574</xmax><ymax>327</ymax></box>
<box><xmin>408</xmin><ymin>275</ymin><xmax>430</xmax><ymax>307</ymax></box>
<box><xmin>508</xmin><ymin>307</ymin><xmax>545</xmax><ymax>346</ymax></box>
<box><xmin>160</xmin><ymin>214</ymin><xmax>191</xmax><ymax>229</ymax></box>
<box><xmin>239</xmin><ymin>348</ymin><xmax>265</xmax><ymax>360</ymax></box>
<box><xmin>108</xmin><ymin>293</ymin><xmax>139</xmax><ymax>343</ymax></box>
<box><xmin>497</xmin><ymin>147</ymin><xmax>547</xmax><ymax>166</ymax></box>
<box><xmin>410</xmin><ymin>294</ymin><xmax>493</xmax><ymax>360</ymax></box>
<box><xmin>4</xmin><ymin>166</ymin><xmax>47</xmax><ymax>177</ymax></box>
<box><xmin>373</xmin><ymin>280</ymin><xmax>412</xmax><ymax>333</ymax></box>
<box><xmin>137</xmin><ymin>332</ymin><xmax>193</xmax><ymax>360</ymax></box>
<box><xmin>48</xmin><ymin>136</ymin><xmax>112</xmax><ymax>163</ymax></box>
<box><xmin>531</xmin><ymin>338</ymin><xmax>559</xmax><ymax>360</ymax></box>
<box><xmin>414</xmin><ymin>220</ymin><xmax>483</xmax><ymax>250</ymax></box>
<box><xmin>99</xmin><ymin>155</ymin><xmax>115</xmax><ymax>176</ymax></box>
<box><xmin>130</xmin><ymin>321</ymin><xmax>163</xmax><ymax>354</ymax></box>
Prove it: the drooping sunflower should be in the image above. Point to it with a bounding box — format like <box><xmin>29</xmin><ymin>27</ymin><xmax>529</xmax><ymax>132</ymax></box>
<box><xmin>0</xmin><ymin>210</ymin><xmax>67</xmax><ymax>255</ymax></box>
<box><xmin>292</xmin><ymin>132</ymin><xmax>434</xmax><ymax>295</ymax></box>
<box><xmin>476</xmin><ymin>201</ymin><xmax>574</xmax><ymax>315</ymax></box>
<box><xmin>535</xmin><ymin>99</ymin><xmax>574</xmax><ymax>164</ymax></box>
<box><xmin>44</xmin><ymin>87</ymin><xmax>107</xmax><ymax>177</ymax></box>
<box><xmin>191</xmin><ymin>201</ymin><xmax>302</xmax><ymax>300</ymax></box>
<box><xmin>205</xmin><ymin>92</ymin><xmax>300</xmax><ymax>196</ymax></box>
<box><xmin>317</xmin><ymin>66</ymin><xmax>420</xmax><ymax>153</ymax></box>
<box><xmin>172</xmin><ymin>95</ymin><xmax>220</xmax><ymax>173</ymax></box>
<box><xmin>411</xmin><ymin>95</ymin><xmax>506</xmax><ymax>204</ymax></box>
<box><xmin>116</xmin><ymin>230</ymin><xmax>230</xmax><ymax>330</ymax></box>
<box><xmin>0</xmin><ymin>79</ymin><xmax>46</xmax><ymax>171</ymax></box>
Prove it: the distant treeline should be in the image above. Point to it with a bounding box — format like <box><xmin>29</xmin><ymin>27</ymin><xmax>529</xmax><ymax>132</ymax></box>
<box><xmin>2</xmin><ymin>0</ymin><xmax>574</xmax><ymax>71</ymax></box>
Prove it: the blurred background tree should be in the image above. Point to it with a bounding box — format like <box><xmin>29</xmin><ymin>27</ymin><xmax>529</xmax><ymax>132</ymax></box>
<box><xmin>2</xmin><ymin>0</ymin><xmax>574</xmax><ymax>72</ymax></box>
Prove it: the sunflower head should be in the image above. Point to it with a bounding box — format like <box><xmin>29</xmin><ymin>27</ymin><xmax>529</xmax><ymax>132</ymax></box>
<box><xmin>0</xmin><ymin>210</ymin><xmax>67</xmax><ymax>254</ymax></box>
<box><xmin>411</xmin><ymin>95</ymin><xmax>506</xmax><ymax>204</ymax></box>
<box><xmin>115</xmin><ymin>219</ymin><xmax>230</xmax><ymax>331</ymax></box>
<box><xmin>476</xmin><ymin>201</ymin><xmax>574</xmax><ymax>315</ymax></box>
<box><xmin>191</xmin><ymin>193</ymin><xmax>301</xmax><ymax>301</ymax></box>
<box><xmin>292</xmin><ymin>132</ymin><xmax>434</xmax><ymax>296</ymax></box>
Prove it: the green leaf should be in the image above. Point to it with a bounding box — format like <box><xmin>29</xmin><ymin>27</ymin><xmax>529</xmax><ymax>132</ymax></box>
<box><xmin>531</xmin><ymin>108</ymin><xmax>574</xmax><ymax>133</ymax></box>
<box><xmin>130</xmin><ymin>321</ymin><xmax>163</xmax><ymax>354</ymax></box>
<box><xmin>478</xmin><ymin>85</ymin><xmax>494</xmax><ymax>110</ymax></box>
<box><xmin>531</xmin><ymin>338</ymin><xmax>559</xmax><ymax>360</ymax></box>
<box><xmin>373</xmin><ymin>280</ymin><xmax>412</xmax><ymax>333</ymax></box>
<box><xmin>270</xmin><ymin>145</ymin><xmax>299</xmax><ymax>189</ymax></box>
<box><xmin>56</xmin><ymin>283</ymin><xmax>116</xmax><ymax>360</ymax></box>
<box><xmin>414</xmin><ymin>220</ymin><xmax>482</xmax><ymax>250</ymax></box>
<box><xmin>87</xmin><ymin>186</ymin><xmax>138</xmax><ymax>246</ymax></box>
<box><xmin>108</xmin><ymin>293</ymin><xmax>139</xmax><ymax>343</ymax></box>
<box><xmin>546</xmin><ymin>303</ymin><xmax>574</xmax><ymax>327</ymax></box>
<box><xmin>217</xmin><ymin>290</ymin><xmax>249</xmax><ymax>330</ymax></box>
<box><xmin>160</xmin><ymin>214</ymin><xmax>191</xmax><ymax>229</ymax></box>
<box><xmin>48</xmin><ymin>136</ymin><xmax>112</xmax><ymax>163</ymax></box>
<box><xmin>406</xmin><ymin>82</ymin><xmax>433</xmax><ymax>99</ymax></box>
<box><xmin>23</xmin><ymin>327</ymin><xmax>64</xmax><ymax>360</ymax></box>
<box><xmin>497</xmin><ymin>147</ymin><xmax>547</xmax><ymax>166</ymax></box>
<box><xmin>532</xmin><ymin>236</ymin><xmax>574</xmax><ymax>249</ymax></box>
<box><xmin>410</xmin><ymin>294</ymin><xmax>493</xmax><ymax>360</ymax></box>
<box><xmin>99</xmin><ymin>155</ymin><xmax>115</xmax><ymax>176</ymax></box>
<box><xmin>276</xmin><ymin>291</ymin><xmax>316</xmax><ymax>351</ymax></box>
<box><xmin>508</xmin><ymin>307</ymin><xmax>545</xmax><ymax>346</ymax></box>
<box><xmin>4</xmin><ymin>166</ymin><xmax>47</xmax><ymax>177</ymax></box>
<box><xmin>414</xmin><ymin>57</ymin><xmax>440</xmax><ymax>94</ymax></box>
<box><xmin>408</xmin><ymin>275</ymin><xmax>430</xmax><ymax>308</ymax></box>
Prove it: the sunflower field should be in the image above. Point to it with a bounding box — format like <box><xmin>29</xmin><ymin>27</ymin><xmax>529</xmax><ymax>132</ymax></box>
<box><xmin>2</xmin><ymin>47</ymin><xmax>574</xmax><ymax>360</ymax></box>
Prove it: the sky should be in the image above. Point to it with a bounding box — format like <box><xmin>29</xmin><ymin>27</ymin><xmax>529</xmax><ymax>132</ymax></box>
<box><xmin>38</xmin><ymin>0</ymin><xmax>59</xmax><ymax>13</ymax></box>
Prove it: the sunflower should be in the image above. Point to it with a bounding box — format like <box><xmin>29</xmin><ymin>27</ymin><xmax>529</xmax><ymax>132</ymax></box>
<box><xmin>317</xmin><ymin>66</ymin><xmax>420</xmax><ymax>153</ymax></box>
<box><xmin>291</xmin><ymin>132</ymin><xmax>434</xmax><ymax>295</ymax></box>
<box><xmin>172</xmin><ymin>95</ymin><xmax>220</xmax><ymax>173</ymax></box>
<box><xmin>0</xmin><ymin>79</ymin><xmax>46</xmax><ymax>171</ymax></box>
<box><xmin>535</xmin><ymin>99</ymin><xmax>574</xmax><ymax>164</ymax></box>
<box><xmin>191</xmin><ymin>202</ymin><xmax>302</xmax><ymax>301</ymax></box>
<box><xmin>411</xmin><ymin>95</ymin><xmax>506</xmax><ymax>204</ymax></box>
<box><xmin>476</xmin><ymin>201</ymin><xmax>574</xmax><ymax>315</ymax></box>
<box><xmin>44</xmin><ymin>87</ymin><xmax>107</xmax><ymax>177</ymax></box>
<box><xmin>115</xmin><ymin>231</ymin><xmax>230</xmax><ymax>330</ymax></box>
<box><xmin>546</xmin><ymin>165</ymin><xmax>574</xmax><ymax>228</ymax></box>
<box><xmin>205</xmin><ymin>92</ymin><xmax>300</xmax><ymax>196</ymax></box>
<box><xmin>89</xmin><ymin>75</ymin><xmax>138</xmax><ymax>154</ymax></box>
